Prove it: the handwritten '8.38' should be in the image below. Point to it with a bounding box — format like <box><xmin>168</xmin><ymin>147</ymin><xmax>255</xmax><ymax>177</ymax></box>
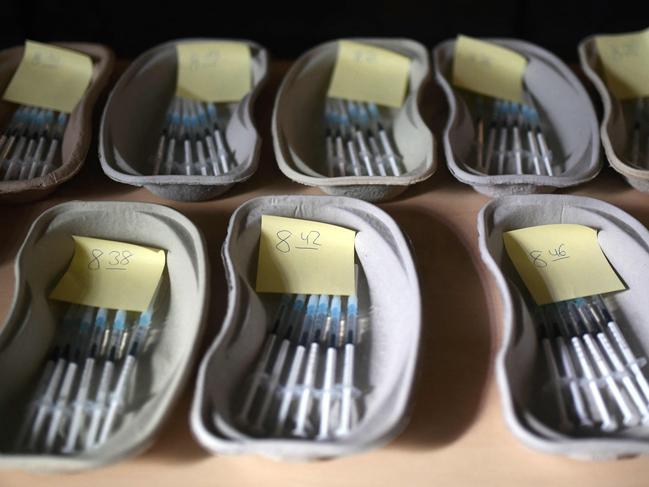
<box><xmin>275</xmin><ymin>230</ymin><xmax>321</xmax><ymax>254</ymax></box>
<box><xmin>87</xmin><ymin>249</ymin><xmax>135</xmax><ymax>271</ymax></box>
<box><xmin>528</xmin><ymin>244</ymin><xmax>569</xmax><ymax>268</ymax></box>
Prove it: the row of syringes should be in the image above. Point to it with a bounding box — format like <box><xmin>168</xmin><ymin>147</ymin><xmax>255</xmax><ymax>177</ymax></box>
<box><xmin>152</xmin><ymin>96</ymin><xmax>235</xmax><ymax>176</ymax></box>
<box><xmin>15</xmin><ymin>304</ymin><xmax>154</xmax><ymax>454</ymax></box>
<box><xmin>324</xmin><ymin>99</ymin><xmax>404</xmax><ymax>178</ymax></box>
<box><xmin>535</xmin><ymin>295</ymin><xmax>649</xmax><ymax>433</ymax></box>
<box><xmin>473</xmin><ymin>97</ymin><xmax>555</xmax><ymax>176</ymax></box>
<box><xmin>238</xmin><ymin>293</ymin><xmax>361</xmax><ymax>439</ymax></box>
<box><xmin>627</xmin><ymin>98</ymin><xmax>649</xmax><ymax>169</ymax></box>
<box><xmin>0</xmin><ymin>106</ymin><xmax>68</xmax><ymax>181</ymax></box>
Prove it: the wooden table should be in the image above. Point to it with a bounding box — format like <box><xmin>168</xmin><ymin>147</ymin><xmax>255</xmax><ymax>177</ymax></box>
<box><xmin>2</xmin><ymin>60</ymin><xmax>649</xmax><ymax>487</ymax></box>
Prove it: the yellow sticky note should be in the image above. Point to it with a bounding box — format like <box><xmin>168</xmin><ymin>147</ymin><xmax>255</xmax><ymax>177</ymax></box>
<box><xmin>3</xmin><ymin>40</ymin><xmax>93</xmax><ymax>113</ymax></box>
<box><xmin>327</xmin><ymin>40</ymin><xmax>411</xmax><ymax>108</ymax></box>
<box><xmin>256</xmin><ymin>215</ymin><xmax>356</xmax><ymax>296</ymax></box>
<box><xmin>452</xmin><ymin>35</ymin><xmax>527</xmax><ymax>103</ymax></box>
<box><xmin>503</xmin><ymin>224</ymin><xmax>625</xmax><ymax>305</ymax></box>
<box><xmin>595</xmin><ymin>28</ymin><xmax>649</xmax><ymax>99</ymax></box>
<box><xmin>49</xmin><ymin>236</ymin><xmax>166</xmax><ymax>312</ymax></box>
<box><xmin>176</xmin><ymin>41</ymin><xmax>251</xmax><ymax>102</ymax></box>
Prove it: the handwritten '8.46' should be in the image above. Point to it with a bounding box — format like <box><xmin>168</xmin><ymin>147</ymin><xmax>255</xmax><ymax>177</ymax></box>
<box><xmin>528</xmin><ymin>243</ymin><xmax>569</xmax><ymax>268</ymax></box>
<box><xmin>275</xmin><ymin>230</ymin><xmax>321</xmax><ymax>254</ymax></box>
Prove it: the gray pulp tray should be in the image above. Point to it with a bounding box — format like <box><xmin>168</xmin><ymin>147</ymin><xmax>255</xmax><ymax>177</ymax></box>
<box><xmin>99</xmin><ymin>38</ymin><xmax>268</xmax><ymax>202</ymax></box>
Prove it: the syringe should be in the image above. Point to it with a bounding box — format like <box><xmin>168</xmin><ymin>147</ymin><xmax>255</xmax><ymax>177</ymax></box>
<box><xmin>253</xmin><ymin>294</ymin><xmax>307</xmax><ymax>431</ymax></box>
<box><xmin>62</xmin><ymin>307</ymin><xmax>108</xmax><ymax>453</ymax></box>
<box><xmin>192</xmin><ymin>101</ymin><xmax>211</xmax><ymax>176</ymax></box>
<box><xmin>0</xmin><ymin>106</ymin><xmax>28</xmax><ymax>158</ymax></box>
<box><xmin>20</xmin><ymin>110</ymin><xmax>48</xmax><ymax>178</ymax></box>
<box><xmin>274</xmin><ymin>295</ymin><xmax>325</xmax><ymax>435</ymax></box>
<box><xmin>366</xmin><ymin>128</ymin><xmax>388</xmax><ymax>176</ymax></box>
<box><xmin>540</xmin><ymin>307</ymin><xmax>593</xmax><ymax>428</ymax></box>
<box><xmin>562</xmin><ymin>302</ymin><xmax>638</xmax><ymax>427</ymax></box>
<box><xmin>238</xmin><ymin>294</ymin><xmax>292</xmax><ymax>423</ymax></box>
<box><xmin>2</xmin><ymin>107</ymin><xmax>38</xmax><ymax>181</ymax></box>
<box><xmin>85</xmin><ymin>309</ymin><xmax>128</xmax><ymax>448</ymax></box>
<box><xmin>18</xmin><ymin>305</ymin><xmax>80</xmax><ymax>450</ymax></box>
<box><xmin>554</xmin><ymin>305</ymin><xmax>616</xmax><ymax>431</ymax></box>
<box><xmin>293</xmin><ymin>295</ymin><xmax>334</xmax><ymax>437</ymax></box>
<box><xmin>574</xmin><ymin>299</ymin><xmax>649</xmax><ymax>424</ymax></box>
<box><xmin>366</xmin><ymin>102</ymin><xmax>401</xmax><ymax>176</ymax></box>
<box><xmin>25</xmin><ymin>110</ymin><xmax>54</xmax><ymax>180</ymax></box>
<box><xmin>195</xmin><ymin>101</ymin><xmax>221</xmax><ymax>176</ymax></box>
<box><xmin>324</xmin><ymin>101</ymin><xmax>338</xmax><ymax>177</ymax></box>
<box><xmin>347</xmin><ymin>101</ymin><xmax>376</xmax><ymax>176</ymax></box>
<box><xmin>589</xmin><ymin>295</ymin><xmax>649</xmax><ymax>405</ymax></box>
<box><xmin>337</xmin><ymin>102</ymin><xmax>362</xmax><ymax>176</ymax></box>
<box><xmin>317</xmin><ymin>295</ymin><xmax>342</xmax><ymax>439</ymax></box>
<box><xmin>496</xmin><ymin>100</ymin><xmax>509</xmax><ymax>175</ymax></box>
<box><xmin>181</xmin><ymin>98</ymin><xmax>194</xmax><ymax>176</ymax></box>
<box><xmin>39</xmin><ymin>112</ymin><xmax>68</xmax><ymax>177</ymax></box>
<box><xmin>483</xmin><ymin>99</ymin><xmax>499</xmax><ymax>174</ymax></box>
<box><xmin>98</xmin><ymin>308</ymin><xmax>153</xmax><ymax>445</ymax></box>
<box><xmin>337</xmin><ymin>295</ymin><xmax>358</xmax><ymax>436</ymax></box>
<box><xmin>163</xmin><ymin>98</ymin><xmax>181</xmax><ymax>175</ymax></box>
<box><xmin>43</xmin><ymin>306</ymin><xmax>96</xmax><ymax>452</ymax></box>
<box><xmin>529</xmin><ymin>107</ymin><xmax>553</xmax><ymax>176</ymax></box>
<box><xmin>325</xmin><ymin>102</ymin><xmax>350</xmax><ymax>177</ymax></box>
<box><xmin>205</xmin><ymin>102</ymin><xmax>232</xmax><ymax>175</ymax></box>
<box><xmin>153</xmin><ymin>103</ymin><xmax>175</xmax><ymax>175</ymax></box>
<box><xmin>522</xmin><ymin>105</ymin><xmax>543</xmax><ymax>175</ymax></box>
<box><xmin>510</xmin><ymin>103</ymin><xmax>524</xmax><ymax>174</ymax></box>
<box><xmin>535</xmin><ymin>308</ymin><xmax>573</xmax><ymax>432</ymax></box>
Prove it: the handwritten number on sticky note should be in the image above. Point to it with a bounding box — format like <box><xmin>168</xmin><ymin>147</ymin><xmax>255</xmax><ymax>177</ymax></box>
<box><xmin>256</xmin><ymin>215</ymin><xmax>356</xmax><ymax>296</ymax></box>
<box><xmin>30</xmin><ymin>50</ymin><xmax>61</xmax><ymax>69</ymax></box>
<box><xmin>465</xmin><ymin>53</ymin><xmax>493</xmax><ymax>70</ymax></box>
<box><xmin>327</xmin><ymin>40</ymin><xmax>411</xmax><ymax>108</ymax></box>
<box><xmin>595</xmin><ymin>29</ymin><xmax>649</xmax><ymax>99</ymax></box>
<box><xmin>2</xmin><ymin>41</ymin><xmax>93</xmax><ymax>113</ymax></box>
<box><xmin>188</xmin><ymin>49</ymin><xmax>221</xmax><ymax>72</ymax></box>
<box><xmin>176</xmin><ymin>41</ymin><xmax>251</xmax><ymax>102</ymax></box>
<box><xmin>351</xmin><ymin>48</ymin><xmax>378</xmax><ymax>65</ymax></box>
<box><xmin>275</xmin><ymin>230</ymin><xmax>292</xmax><ymax>253</ymax></box>
<box><xmin>502</xmin><ymin>224</ymin><xmax>625</xmax><ymax>305</ymax></box>
<box><xmin>49</xmin><ymin>236</ymin><xmax>166</xmax><ymax>312</ymax></box>
<box><xmin>274</xmin><ymin>230</ymin><xmax>321</xmax><ymax>253</ymax></box>
<box><xmin>548</xmin><ymin>244</ymin><xmax>569</xmax><ymax>262</ymax></box>
<box><xmin>529</xmin><ymin>244</ymin><xmax>569</xmax><ymax>268</ymax></box>
<box><xmin>606</xmin><ymin>41</ymin><xmax>640</xmax><ymax>61</ymax></box>
<box><xmin>88</xmin><ymin>249</ymin><xmax>103</xmax><ymax>270</ymax></box>
<box><xmin>298</xmin><ymin>231</ymin><xmax>321</xmax><ymax>250</ymax></box>
<box><xmin>452</xmin><ymin>35</ymin><xmax>527</xmax><ymax>103</ymax></box>
<box><xmin>107</xmin><ymin>250</ymin><xmax>133</xmax><ymax>269</ymax></box>
<box><xmin>87</xmin><ymin>249</ymin><xmax>134</xmax><ymax>271</ymax></box>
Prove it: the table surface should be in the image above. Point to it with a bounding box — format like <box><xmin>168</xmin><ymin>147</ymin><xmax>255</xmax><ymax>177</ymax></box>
<box><xmin>3</xmin><ymin>60</ymin><xmax>649</xmax><ymax>487</ymax></box>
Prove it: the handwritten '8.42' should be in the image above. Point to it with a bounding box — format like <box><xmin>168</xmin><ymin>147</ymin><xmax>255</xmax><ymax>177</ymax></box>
<box><xmin>87</xmin><ymin>249</ymin><xmax>135</xmax><ymax>271</ymax></box>
<box><xmin>528</xmin><ymin>244</ymin><xmax>569</xmax><ymax>268</ymax></box>
<box><xmin>275</xmin><ymin>230</ymin><xmax>321</xmax><ymax>254</ymax></box>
